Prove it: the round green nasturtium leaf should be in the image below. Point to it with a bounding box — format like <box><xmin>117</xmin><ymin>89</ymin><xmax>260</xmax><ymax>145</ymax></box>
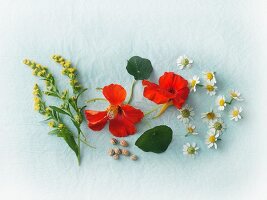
<box><xmin>135</xmin><ymin>125</ymin><xmax>173</xmax><ymax>153</ymax></box>
<box><xmin>126</xmin><ymin>56</ymin><xmax>153</xmax><ymax>80</ymax></box>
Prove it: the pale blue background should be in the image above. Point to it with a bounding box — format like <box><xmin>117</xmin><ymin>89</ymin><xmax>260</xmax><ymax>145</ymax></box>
<box><xmin>0</xmin><ymin>0</ymin><xmax>266</xmax><ymax>200</ymax></box>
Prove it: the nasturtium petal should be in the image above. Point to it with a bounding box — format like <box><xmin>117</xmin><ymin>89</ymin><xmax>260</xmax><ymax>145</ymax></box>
<box><xmin>135</xmin><ymin>125</ymin><xmax>173</xmax><ymax>153</ymax></box>
<box><xmin>126</xmin><ymin>56</ymin><xmax>153</xmax><ymax>80</ymax></box>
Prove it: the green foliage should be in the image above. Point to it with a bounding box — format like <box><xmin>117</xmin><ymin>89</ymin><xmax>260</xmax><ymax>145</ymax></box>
<box><xmin>135</xmin><ymin>125</ymin><xmax>173</xmax><ymax>153</ymax></box>
<box><xmin>126</xmin><ymin>56</ymin><xmax>153</xmax><ymax>80</ymax></box>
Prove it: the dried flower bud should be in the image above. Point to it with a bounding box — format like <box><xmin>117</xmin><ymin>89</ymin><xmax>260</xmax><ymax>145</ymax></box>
<box><xmin>121</xmin><ymin>149</ymin><xmax>130</xmax><ymax>156</ymax></box>
<box><xmin>110</xmin><ymin>138</ymin><xmax>118</xmax><ymax>145</ymax></box>
<box><xmin>114</xmin><ymin>148</ymin><xmax>121</xmax><ymax>155</ymax></box>
<box><xmin>113</xmin><ymin>154</ymin><xmax>119</xmax><ymax>160</ymax></box>
<box><xmin>120</xmin><ymin>140</ymin><xmax>128</xmax><ymax>147</ymax></box>
<box><xmin>108</xmin><ymin>149</ymin><xmax>115</xmax><ymax>156</ymax></box>
<box><xmin>130</xmin><ymin>155</ymin><xmax>138</xmax><ymax>161</ymax></box>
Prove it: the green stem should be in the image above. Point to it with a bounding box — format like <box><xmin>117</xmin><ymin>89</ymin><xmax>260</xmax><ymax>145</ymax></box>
<box><xmin>126</xmin><ymin>79</ymin><xmax>136</xmax><ymax>104</ymax></box>
<box><xmin>196</xmin><ymin>83</ymin><xmax>204</xmax><ymax>87</ymax></box>
<box><xmin>144</xmin><ymin>105</ymin><xmax>161</xmax><ymax>116</ymax></box>
<box><xmin>77</xmin><ymin>131</ymin><xmax>81</xmax><ymax>165</ymax></box>
<box><xmin>79</xmin><ymin>138</ymin><xmax>96</xmax><ymax>149</ymax></box>
<box><xmin>86</xmin><ymin>98</ymin><xmax>107</xmax><ymax>103</ymax></box>
<box><xmin>96</xmin><ymin>87</ymin><xmax>103</xmax><ymax>91</ymax></box>
<box><xmin>226</xmin><ymin>98</ymin><xmax>234</xmax><ymax>105</ymax></box>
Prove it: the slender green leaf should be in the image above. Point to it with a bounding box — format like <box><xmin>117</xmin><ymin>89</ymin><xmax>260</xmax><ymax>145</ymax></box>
<box><xmin>58</xmin><ymin>128</ymin><xmax>79</xmax><ymax>159</ymax></box>
<box><xmin>77</xmin><ymin>88</ymin><xmax>87</xmax><ymax>99</ymax></box>
<box><xmin>50</xmin><ymin>106</ymin><xmax>70</xmax><ymax>116</ymax></box>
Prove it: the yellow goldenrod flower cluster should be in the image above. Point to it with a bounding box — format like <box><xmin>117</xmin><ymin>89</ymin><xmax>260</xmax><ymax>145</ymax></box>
<box><xmin>23</xmin><ymin>59</ymin><xmax>48</xmax><ymax>77</ymax></box>
<box><xmin>32</xmin><ymin>84</ymin><xmax>46</xmax><ymax>114</ymax></box>
<box><xmin>52</xmin><ymin>55</ymin><xmax>82</xmax><ymax>93</ymax></box>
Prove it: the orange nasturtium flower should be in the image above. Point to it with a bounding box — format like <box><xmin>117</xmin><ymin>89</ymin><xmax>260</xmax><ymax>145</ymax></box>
<box><xmin>85</xmin><ymin>84</ymin><xmax>144</xmax><ymax>137</ymax></box>
<box><xmin>142</xmin><ymin>72</ymin><xmax>190</xmax><ymax>117</ymax></box>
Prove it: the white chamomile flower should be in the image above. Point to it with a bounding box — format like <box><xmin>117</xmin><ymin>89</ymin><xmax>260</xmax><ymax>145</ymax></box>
<box><xmin>201</xmin><ymin>109</ymin><xmax>221</xmax><ymax>123</ymax></box>
<box><xmin>209</xmin><ymin>119</ymin><xmax>226</xmax><ymax>134</ymax></box>
<box><xmin>216</xmin><ymin>95</ymin><xmax>227</xmax><ymax>111</ymax></box>
<box><xmin>188</xmin><ymin>75</ymin><xmax>200</xmax><ymax>92</ymax></box>
<box><xmin>185</xmin><ymin>123</ymin><xmax>198</xmax><ymax>136</ymax></box>
<box><xmin>230</xmin><ymin>89</ymin><xmax>243</xmax><ymax>101</ymax></box>
<box><xmin>183</xmin><ymin>143</ymin><xmax>199</xmax><ymax>157</ymax></box>
<box><xmin>176</xmin><ymin>55</ymin><xmax>193</xmax><ymax>70</ymax></box>
<box><xmin>203</xmin><ymin>71</ymin><xmax>216</xmax><ymax>83</ymax></box>
<box><xmin>205</xmin><ymin>131</ymin><xmax>220</xmax><ymax>149</ymax></box>
<box><xmin>177</xmin><ymin>104</ymin><xmax>195</xmax><ymax>124</ymax></box>
<box><xmin>204</xmin><ymin>82</ymin><xmax>217</xmax><ymax>96</ymax></box>
<box><xmin>229</xmin><ymin>107</ymin><xmax>242</xmax><ymax>121</ymax></box>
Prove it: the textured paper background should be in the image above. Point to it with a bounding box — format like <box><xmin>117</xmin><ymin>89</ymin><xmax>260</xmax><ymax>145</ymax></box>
<box><xmin>0</xmin><ymin>0</ymin><xmax>266</xmax><ymax>199</ymax></box>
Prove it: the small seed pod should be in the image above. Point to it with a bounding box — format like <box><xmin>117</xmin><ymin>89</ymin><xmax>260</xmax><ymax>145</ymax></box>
<box><xmin>108</xmin><ymin>149</ymin><xmax>115</xmax><ymax>156</ymax></box>
<box><xmin>121</xmin><ymin>149</ymin><xmax>130</xmax><ymax>156</ymax></box>
<box><xmin>113</xmin><ymin>154</ymin><xmax>119</xmax><ymax>160</ymax></box>
<box><xmin>114</xmin><ymin>148</ymin><xmax>121</xmax><ymax>155</ymax></box>
<box><xmin>130</xmin><ymin>154</ymin><xmax>138</xmax><ymax>161</ymax></box>
<box><xmin>120</xmin><ymin>140</ymin><xmax>128</xmax><ymax>147</ymax></box>
<box><xmin>110</xmin><ymin>138</ymin><xmax>118</xmax><ymax>145</ymax></box>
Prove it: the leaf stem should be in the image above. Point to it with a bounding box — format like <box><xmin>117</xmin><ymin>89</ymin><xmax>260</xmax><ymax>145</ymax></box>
<box><xmin>86</xmin><ymin>98</ymin><xmax>107</xmax><ymax>103</ymax></box>
<box><xmin>196</xmin><ymin>83</ymin><xmax>204</xmax><ymax>87</ymax></box>
<box><xmin>226</xmin><ymin>98</ymin><xmax>234</xmax><ymax>105</ymax></box>
<box><xmin>144</xmin><ymin>105</ymin><xmax>161</xmax><ymax>116</ymax></box>
<box><xmin>79</xmin><ymin>138</ymin><xmax>96</xmax><ymax>149</ymax></box>
<box><xmin>126</xmin><ymin>79</ymin><xmax>136</xmax><ymax>104</ymax></box>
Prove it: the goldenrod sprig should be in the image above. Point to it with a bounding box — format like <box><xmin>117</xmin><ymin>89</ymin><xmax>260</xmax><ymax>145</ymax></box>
<box><xmin>52</xmin><ymin>55</ymin><xmax>82</xmax><ymax>94</ymax></box>
<box><xmin>24</xmin><ymin>56</ymin><xmax>91</xmax><ymax>165</ymax></box>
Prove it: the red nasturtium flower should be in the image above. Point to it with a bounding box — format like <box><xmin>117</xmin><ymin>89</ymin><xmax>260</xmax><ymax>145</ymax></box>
<box><xmin>85</xmin><ymin>84</ymin><xmax>144</xmax><ymax>137</ymax></box>
<box><xmin>142</xmin><ymin>72</ymin><xmax>190</xmax><ymax>116</ymax></box>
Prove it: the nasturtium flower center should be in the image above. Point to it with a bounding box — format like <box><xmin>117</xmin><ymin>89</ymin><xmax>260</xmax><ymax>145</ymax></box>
<box><xmin>214</xmin><ymin>122</ymin><xmax>222</xmax><ymax>130</ymax></box>
<box><xmin>206</xmin><ymin>84</ymin><xmax>214</xmax><ymax>91</ymax></box>
<box><xmin>181</xmin><ymin>109</ymin><xmax>190</xmax><ymax>118</ymax></box>
<box><xmin>187</xmin><ymin>147</ymin><xmax>195</xmax><ymax>154</ymax></box>
<box><xmin>207</xmin><ymin>112</ymin><xmax>215</xmax><ymax>120</ymax></box>
<box><xmin>232</xmin><ymin>110</ymin><xmax>239</xmax><ymax>117</ymax></box>
<box><xmin>219</xmin><ymin>99</ymin><xmax>225</xmax><ymax>106</ymax></box>
<box><xmin>107</xmin><ymin>105</ymin><xmax>121</xmax><ymax>119</ymax></box>
<box><xmin>206</xmin><ymin>73</ymin><xmax>213</xmax><ymax>80</ymax></box>
<box><xmin>209</xmin><ymin>135</ymin><xmax>216</xmax><ymax>143</ymax></box>
<box><xmin>181</xmin><ymin>58</ymin><xmax>189</xmax><ymax>66</ymax></box>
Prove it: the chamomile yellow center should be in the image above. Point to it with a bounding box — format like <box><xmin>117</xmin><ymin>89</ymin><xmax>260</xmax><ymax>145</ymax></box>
<box><xmin>206</xmin><ymin>84</ymin><xmax>214</xmax><ymax>91</ymax></box>
<box><xmin>181</xmin><ymin>58</ymin><xmax>189</xmax><ymax>66</ymax></box>
<box><xmin>231</xmin><ymin>92</ymin><xmax>237</xmax><ymax>98</ymax></box>
<box><xmin>187</xmin><ymin>147</ymin><xmax>195</xmax><ymax>154</ymax></box>
<box><xmin>206</xmin><ymin>112</ymin><xmax>215</xmax><ymax>120</ymax></box>
<box><xmin>232</xmin><ymin>110</ymin><xmax>239</xmax><ymax>117</ymax></box>
<box><xmin>219</xmin><ymin>99</ymin><xmax>225</xmax><ymax>106</ymax></box>
<box><xmin>191</xmin><ymin>80</ymin><xmax>196</xmax><ymax>87</ymax></box>
<box><xmin>187</xmin><ymin>127</ymin><xmax>194</xmax><ymax>133</ymax></box>
<box><xmin>214</xmin><ymin>122</ymin><xmax>222</xmax><ymax>130</ymax></box>
<box><xmin>181</xmin><ymin>109</ymin><xmax>190</xmax><ymax>118</ymax></box>
<box><xmin>209</xmin><ymin>135</ymin><xmax>216</xmax><ymax>143</ymax></box>
<box><xmin>206</xmin><ymin>72</ymin><xmax>213</xmax><ymax>80</ymax></box>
